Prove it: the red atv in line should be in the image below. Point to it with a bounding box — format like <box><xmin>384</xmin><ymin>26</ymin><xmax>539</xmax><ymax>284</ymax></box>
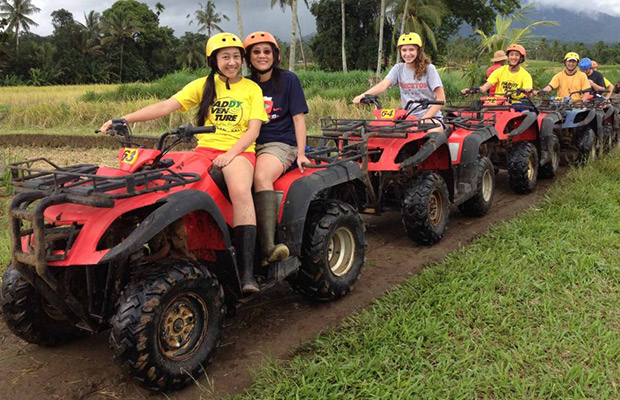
<box><xmin>457</xmin><ymin>88</ymin><xmax>561</xmax><ymax>193</ymax></box>
<box><xmin>1</xmin><ymin>122</ymin><xmax>367</xmax><ymax>391</ymax></box>
<box><xmin>314</xmin><ymin>94</ymin><xmax>498</xmax><ymax>245</ymax></box>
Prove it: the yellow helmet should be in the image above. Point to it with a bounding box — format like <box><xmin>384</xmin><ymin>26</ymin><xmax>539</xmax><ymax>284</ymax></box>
<box><xmin>563</xmin><ymin>52</ymin><xmax>580</xmax><ymax>62</ymax></box>
<box><xmin>397</xmin><ymin>32</ymin><xmax>422</xmax><ymax>48</ymax></box>
<box><xmin>206</xmin><ymin>32</ymin><xmax>244</xmax><ymax>58</ymax></box>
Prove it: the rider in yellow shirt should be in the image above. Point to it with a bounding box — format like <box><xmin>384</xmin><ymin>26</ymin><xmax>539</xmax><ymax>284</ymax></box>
<box><xmin>540</xmin><ymin>52</ymin><xmax>590</xmax><ymax>102</ymax></box>
<box><xmin>462</xmin><ymin>44</ymin><xmax>532</xmax><ymax>99</ymax></box>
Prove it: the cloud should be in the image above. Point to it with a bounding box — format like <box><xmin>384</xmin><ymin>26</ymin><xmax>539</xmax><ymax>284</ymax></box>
<box><xmin>528</xmin><ymin>0</ymin><xmax>620</xmax><ymax>18</ymax></box>
<box><xmin>29</xmin><ymin>0</ymin><xmax>317</xmax><ymax>41</ymax></box>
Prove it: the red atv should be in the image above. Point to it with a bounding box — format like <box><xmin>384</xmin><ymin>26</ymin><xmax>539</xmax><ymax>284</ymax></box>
<box><xmin>458</xmin><ymin>88</ymin><xmax>561</xmax><ymax>193</ymax></box>
<box><xmin>1</xmin><ymin>122</ymin><xmax>367</xmax><ymax>391</ymax></box>
<box><xmin>315</xmin><ymin>94</ymin><xmax>497</xmax><ymax>245</ymax></box>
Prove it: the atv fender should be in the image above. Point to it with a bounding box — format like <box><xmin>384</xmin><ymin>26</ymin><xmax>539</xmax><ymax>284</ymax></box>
<box><xmin>398</xmin><ymin>130</ymin><xmax>448</xmax><ymax>171</ymax></box>
<box><xmin>539</xmin><ymin>112</ymin><xmax>562</xmax><ymax>165</ymax></box>
<box><xmin>461</xmin><ymin>126</ymin><xmax>497</xmax><ymax>164</ymax></box>
<box><xmin>100</xmin><ymin>190</ymin><xmax>229</xmax><ymax>263</ymax></box>
<box><xmin>278</xmin><ymin>162</ymin><xmax>364</xmax><ymax>256</ymax></box>
<box><xmin>508</xmin><ymin>111</ymin><xmax>538</xmax><ymax>137</ymax></box>
<box><xmin>563</xmin><ymin>108</ymin><xmax>596</xmax><ymax>128</ymax></box>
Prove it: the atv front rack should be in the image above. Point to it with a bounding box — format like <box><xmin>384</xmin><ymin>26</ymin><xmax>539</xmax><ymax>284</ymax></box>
<box><xmin>320</xmin><ymin>116</ymin><xmax>442</xmax><ymax>138</ymax></box>
<box><xmin>10</xmin><ymin>158</ymin><xmax>201</xmax><ymax>200</ymax></box>
<box><xmin>443</xmin><ymin>108</ymin><xmax>498</xmax><ymax>131</ymax></box>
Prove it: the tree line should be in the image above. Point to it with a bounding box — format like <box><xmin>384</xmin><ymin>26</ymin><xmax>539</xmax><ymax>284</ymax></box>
<box><xmin>1</xmin><ymin>0</ymin><xmax>619</xmax><ymax>87</ymax></box>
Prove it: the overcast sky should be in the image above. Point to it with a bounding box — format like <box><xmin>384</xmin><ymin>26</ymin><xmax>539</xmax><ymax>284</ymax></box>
<box><xmin>29</xmin><ymin>0</ymin><xmax>317</xmax><ymax>40</ymax></box>
<box><xmin>27</xmin><ymin>0</ymin><xmax>620</xmax><ymax>40</ymax></box>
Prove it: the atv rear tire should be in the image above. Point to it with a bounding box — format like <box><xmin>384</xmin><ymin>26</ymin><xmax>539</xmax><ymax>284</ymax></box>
<box><xmin>508</xmin><ymin>142</ymin><xmax>538</xmax><ymax>194</ymax></box>
<box><xmin>458</xmin><ymin>157</ymin><xmax>495</xmax><ymax>217</ymax></box>
<box><xmin>293</xmin><ymin>200</ymin><xmax>365</xmax><ymax>301</ymax></box>
<box><xmin>1</xmin><ymin>265</ymin><xmax>85</xmax><ymax>346</ymax></box>
<box><xmin>402</xmin><ymin>172</ymin><xmax>450</xmax><ymax>245</ymax></box>
<box><xmin>602</xmin><ymin>123</ymin><xmax>614</xmax><ymax>153</ymax></box>
<box><xmin>538</xmin><ymin>135</ymin><xmax>560</xmax><ymax>179</ymax></box>
<box><xmin>577</xmin><ymin>128</ymin><xmax>597</xmax><ymax>164</ymax></box>
<box><xmin>110</xmin><ymin>258</ymin><xmax>225</xmax><ymax>391</ymax></box>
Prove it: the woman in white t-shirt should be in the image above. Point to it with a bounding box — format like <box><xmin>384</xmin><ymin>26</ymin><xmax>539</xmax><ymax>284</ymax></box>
<box><xmin>353</xmin><ymin>32</ymin><xmax>445</xmax><ymax>130</ymax></box>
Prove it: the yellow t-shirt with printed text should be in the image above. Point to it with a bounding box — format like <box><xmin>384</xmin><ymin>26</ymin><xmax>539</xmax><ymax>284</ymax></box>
<box><xmin>549</xmin><ymin>71</ymin><xmax>590</xmax><ymax>102</ymax></box>
<box><xmin>173</xmin><ymin>76</ymin><xmax>268</xmax><ymax>152</ymax></box>
<box><xmin>487</xmin><ymin>65</ymin><xmax>533</xmax><ymax>97</ymax></box>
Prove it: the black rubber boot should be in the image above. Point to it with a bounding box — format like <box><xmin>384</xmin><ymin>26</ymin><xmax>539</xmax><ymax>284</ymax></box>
<box><xmin>233</xmin><ymin>225</ymin><xmax>259</xmax><ymax>293</ymax></box>
<box><xmin>254</xmin><ymin>190</ymin><xmax>290</xmax><ymax>266</ymax></box>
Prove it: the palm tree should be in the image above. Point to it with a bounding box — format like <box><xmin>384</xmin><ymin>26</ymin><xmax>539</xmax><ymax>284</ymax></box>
<box><xmin>270</xmin><ymin>0</ymin><xmax>309</xmax><ymax>72</ymax></box>
<box><xmin>376</xmin><ymin>0</ymin><xmax>386</xmax><ymax>77</ymax></box>
<box><xmin>100</xmin><ymin>11</ymin><xmax>141</xmax><ymax>82</ymax></box>
<box><xmin>391</xmin><ymin>0</ymin><xmax>446</xmax><ymax>55</ymax></box>
<box><xmin>83</xmin><ymin>11</ymin><xmax>101</xmax><ymax>43</ymax></box>
<box><xmin>155</xmin><ymin>2</ymin><xmax>165</xmax><ymax>18</ymax></box>
<box><xmin>0</xmin><ymin>0</ymin><xmax>40</xmax><ymax>52</ymax></box>
<box><xmin>188</xmin><ymin>1</ymin><xmax>229</xmax><ymax>37</ymax></box>
<box><xmin>340</xmin><ymin>0</ymin><xmax>347</xmax><ymax>72</ymax></box>
<box><xmin>475</xmin><ymin>4</ymin><xmax>557</xmax><ymax>57</ymax></box>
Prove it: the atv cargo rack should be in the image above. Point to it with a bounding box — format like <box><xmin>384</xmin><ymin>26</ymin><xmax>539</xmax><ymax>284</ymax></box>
<box><xmin>443</xmin><ymin>107</ymin><xmax>498</xmax><ymax>130</ymax></box>
<box><xmin>9</xmin><ymin>158</ymin><xmax>201</xmax><ymax>201</ymax></box>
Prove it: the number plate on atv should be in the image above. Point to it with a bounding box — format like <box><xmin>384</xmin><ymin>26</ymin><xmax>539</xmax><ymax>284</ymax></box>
<box><xmin>380</xmin><ymin>109</ymin><xmax>395</xmax><ymax>119</ymax></box>
<box><xmin>121</xmin><ymin>148</ymin><xmax>139</xmax><ymax>165</ymax></box>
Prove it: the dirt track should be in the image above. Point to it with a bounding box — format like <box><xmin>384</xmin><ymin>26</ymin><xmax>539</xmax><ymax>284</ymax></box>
<box><xmin>0</xmin><ymin>168</ymin><xmax>561</xmax><ymax>400</ymax></box>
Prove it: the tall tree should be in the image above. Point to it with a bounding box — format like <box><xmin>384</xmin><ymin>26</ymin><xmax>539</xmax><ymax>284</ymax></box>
<box><xmin>234</xmin><ymin>0</ymin><xmax>247</xmax><ymax>74</ymax></box>
<box><xmin>271</xmin><ymin>0</ymin><xmax>309</xmax><ymax>71</ymax></box>
<box><xmin>100</xmin><ymin>11</ymin><xmax>141</xmax><ymax>82</ymax></box>
<box><xmin>376</xmin><ymin>0</ymin><xmax>386</xmax><ymax>77</ymax></box>
<box><xmin>340</xmin><ymin>0</ymin><xmax>347</xmax><ymax>72</ymax></box>
<box><xmin>0</xmin><ymin>0</ymin><xmax>40</xmax><ymax>52</ymax></box>
<box><xmin>188</xmin><ymin>1</ymin><xmax>228</xmax><ymax>37</ymax></box>
<box><xmin>392</xmin><ymin>0</ymin><xmax>446</xmax><ymax>52</ymax></box>
<box><xmin>155</xmin><ymin>2</ymin><xmax>165</xmax><ymax>18</ymax></box>
<box><xmin>83</xmin><ymin>10</ymin><xmax>101</xmax><ymax>42</ymax></box>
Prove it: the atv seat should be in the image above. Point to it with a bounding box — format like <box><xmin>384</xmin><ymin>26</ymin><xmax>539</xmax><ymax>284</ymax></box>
<box><xmin>209</xmin><ymin>166</ymin><xmax>231</xmax><ymax>202</ymax></box>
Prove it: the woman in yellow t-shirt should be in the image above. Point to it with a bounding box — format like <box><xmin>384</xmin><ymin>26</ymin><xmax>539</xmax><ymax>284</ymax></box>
<box><xmin>99</xmin><ymin>33</ymin><xmax>268</xmax><ymax>293</ymax></box>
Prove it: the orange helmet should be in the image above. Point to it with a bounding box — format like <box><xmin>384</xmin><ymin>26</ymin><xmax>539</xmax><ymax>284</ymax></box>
<box><xmin>506</xmin><ymin>44</ymin><xmax>526</xmax><ymax>62</ymax></box>
<box><xmin>244</xmin><ymin>31</ymin><xmax>280</xmax><ymax>64</ymax></box>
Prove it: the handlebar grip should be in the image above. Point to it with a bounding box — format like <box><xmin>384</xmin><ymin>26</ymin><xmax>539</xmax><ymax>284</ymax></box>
<box><xmin>189</xmin><ymin>125</ymin><xmax>216</xmax><ymax>134</ymax></box>
<box><xmin>426</xmin><ymin>100</ymin><xmax>445</xmax><ymax>105</ymax></box>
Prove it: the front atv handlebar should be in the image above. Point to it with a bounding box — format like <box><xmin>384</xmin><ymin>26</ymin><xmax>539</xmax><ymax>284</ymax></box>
<box><xmin>157</xmin><ymin>124</ymin><xmax>216</xmax><ymax>150</ymax></box>
<box><xmin>360</xmin><ymin>94</ymin><xmax>383</xmax><ymax>110</ymax></box>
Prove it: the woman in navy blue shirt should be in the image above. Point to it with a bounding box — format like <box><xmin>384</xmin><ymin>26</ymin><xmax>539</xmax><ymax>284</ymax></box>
<box><xmin>244</xmin><ymin>31</ymin><xmax>310</xmax><ymax>266</ymax></box>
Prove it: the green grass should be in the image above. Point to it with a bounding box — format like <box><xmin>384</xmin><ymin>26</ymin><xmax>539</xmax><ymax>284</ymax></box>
<box><xmin>233</xmin><ymin>151</ymin><xmax>620</xmax><ymax>399</ymax></box>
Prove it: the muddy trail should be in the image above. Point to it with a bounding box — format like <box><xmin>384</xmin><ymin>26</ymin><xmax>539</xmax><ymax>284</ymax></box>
<box><xmin>0</xmin><ymin>170</ymin><xmax>562</xmax><ymax>400</ymax></box>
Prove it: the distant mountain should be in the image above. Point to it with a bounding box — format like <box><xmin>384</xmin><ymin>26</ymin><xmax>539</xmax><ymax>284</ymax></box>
<box><xmin>459</xmin><ymin>6</ymin><xmax>620</xmax><ymax>44</ymax></box>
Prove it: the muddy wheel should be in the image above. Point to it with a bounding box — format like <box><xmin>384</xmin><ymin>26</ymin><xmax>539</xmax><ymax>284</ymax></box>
<box><xmin>577</xmin><ymin>128</ymin><xmax>597</xmax><ymax>164</ymax></box>
<box><xmin>508</xmin><ymin>142</ymin><xmax>538</xmax><ymax>194</ymax></box>
<box><xmin>402</xmin><ymin>172</ymin><xmax>450</xmax><ymax>245</ymax></box>
<box><xmin>0</xmin><ymin>265</ymin><xmax>85</xmax><ymax>346</ymax></box>
<box><xmin>293</xmin><ymin>200</ymin><xmax>365</xmax><ymax>301</ymax></box>
<box><xmin>458</xmin><ymin>157</ymin><xmax>495</xmax><ymax>217</ymax></box>
<box><xmin>602</xmin><ymin>123</ymin><xmax>614</xmax><ymax>153</ymax></box>
<box><xmin>110</xmin><ymin>258</ymin><xmax>225</xmax><ymax>391</ymax></box>
<box><xmin>538</xmin><ymin>135</ymin><xmax>561</xmax><ymax>179</ymax></box>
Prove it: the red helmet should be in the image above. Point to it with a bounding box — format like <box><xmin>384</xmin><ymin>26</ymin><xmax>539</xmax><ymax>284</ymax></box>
<box><xmin>506</xmin><ymin>44</ymin><xmax>526</xmax><ymax>63</ymax></box>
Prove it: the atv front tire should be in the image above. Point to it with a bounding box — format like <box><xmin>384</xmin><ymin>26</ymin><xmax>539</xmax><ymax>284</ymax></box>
<box><xmin>293</xmin><ymin>200</ymin><xmax>365</xmax><ymax>301</ymax></box>
<box><xmin>402</xmin><ymin>172</ymin><xmax>450</xmax><ymax>245</ymax></box>
<box><xmin>538</xmin><ymin>135</ymin><xmax>561</xmax><ymax>179</ymax></box>
<box><xmin>508</xmin><ymin>142</ymin><xmax>538</xmax><ymax>194</ymax></box>
<box><xmin>577</xmin><ymin>128</ymin><xmax>597</xmax><ymax>164</ymax></box>
<box><xmin>458</xmin><ymin>157</ymin><xmax>495</xmax><ymax>217</ymax></box>
<box><xmin>110</xmin><ymin>258</ymin><xmax>225</xmax><ymax>391</ymax></box>
<box><xmin>1</xmin><ymin>265</ymin><xmax>85</xmax><ymax>346</ymax></box>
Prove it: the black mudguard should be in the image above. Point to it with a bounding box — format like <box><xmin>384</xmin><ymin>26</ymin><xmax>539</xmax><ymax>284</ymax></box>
<box><xmin>508</xmin><ymin>111</ymin><xmax>538</xmax><ymax>137</ymax></box>
<box><xmin>539</xmin><ymin>112</ymin><xmax>562</xmax><ymax>165</ymax></box>
<box><xmin>398</xmin><ymin>130</ymin><xmax>448</xmax><ymax>171</ymax></box>
<box><xmin>278</xmin><ymin>161</ymin><xmax>364</xmax><ymax>256</ymax></box>
<box><xmin>100</xmin><ymin>190</ymin><xmax>230</xmax><ymax>263</ymax></box>
<box><xmin>461</xmin><ymin>126</ymin><xmax>497</xmax><ymax>164</ymax></box>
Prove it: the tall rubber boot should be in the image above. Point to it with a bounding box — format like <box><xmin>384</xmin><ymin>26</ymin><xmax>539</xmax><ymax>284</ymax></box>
<box><xmin>233</xmin><ymin>225</ymin><xmax>259</xmax><ymax>293</ymax></box>
<box><xmin>254</xmin><ymin>190</ymin><xmax>290</xmax><ymax>266</ymax></box>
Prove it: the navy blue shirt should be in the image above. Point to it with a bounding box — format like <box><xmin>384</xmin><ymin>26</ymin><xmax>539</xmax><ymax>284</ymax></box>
<box><xmin>255</xmin><ymin>70</ymin><xmax>309</xmax><ymax>146</ymax></box>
